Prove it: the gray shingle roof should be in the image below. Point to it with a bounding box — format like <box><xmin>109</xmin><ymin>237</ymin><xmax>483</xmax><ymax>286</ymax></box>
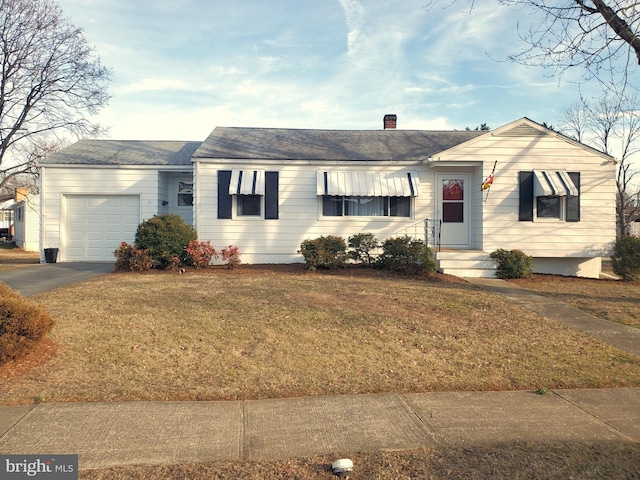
<box><xmin>40</xmin><ymin>140</ymin><xmax>201</xmax><ymax>166</ymax></box>
<box><xmin>193</xmin><ymin>127</ymin><xmax>485</xmax><ymax>161</ymax></box>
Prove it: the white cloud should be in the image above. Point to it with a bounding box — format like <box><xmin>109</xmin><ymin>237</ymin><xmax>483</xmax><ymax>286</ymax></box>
<box><xmin>117</xmin><ymin>78</ymin><xmax>194</xmax><ymax>95</ymax></box>
<box><xmin>338</xmin><ymin>0</ymin><xmax>364</xmax><ymax>56</ymax></box>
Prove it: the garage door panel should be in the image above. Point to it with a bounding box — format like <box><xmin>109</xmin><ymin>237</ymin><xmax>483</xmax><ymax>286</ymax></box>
<box><xmin>123</xmin><ymin>215</ymin><xmax>140</xmax><ymax>225</ymax></box>
<box><xmin>64</xmin><ymin>195</ymin><xmax>140</xmax><ymax>261</ymax></box>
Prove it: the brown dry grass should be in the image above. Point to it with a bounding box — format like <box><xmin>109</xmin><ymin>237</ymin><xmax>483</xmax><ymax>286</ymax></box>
<box><xmin>2</xmin><ymin>266</ymin><xmax>640</xmax><ymax>404</ymax></box>
<box><xmin>3</xmin><ymin>264</ymin><xmax>640</xmax><ymax>478</ymax></box>
<box><xmin>512</xmin><ymin>275</ymin><xmax>640</xmax><ymax>328</ymax></box>
<box><xmin>0</xmin><ymin>243</ymin><xmax>40</xmax><ymax>270</ymax></box>
<box><xmin>79</xmin><ymin>443</ymin><xmax>640</xmax><ymax>479</ymax></box>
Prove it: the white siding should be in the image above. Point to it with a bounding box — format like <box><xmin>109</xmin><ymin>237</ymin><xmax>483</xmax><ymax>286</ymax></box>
<box><xmin>41</xmin><ymin>167</ymin><xmax>161</xmax><ymax>261</ymax></box>
<box><xmin>436</xmin><ymin>129</ymin><xmax>617</xmax><ymax>260</ymax></box>
<box><xmin>196</xmin><ymin>162</ymin><xmax>435</xmax><ymax>263</ymax></box>
<box><xmin>12</xmin><ymin>196</ymin><xmax>40</xmax><ymax>251</ymax></box>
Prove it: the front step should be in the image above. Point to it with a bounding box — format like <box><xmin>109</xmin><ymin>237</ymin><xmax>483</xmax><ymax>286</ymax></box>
<box><xmin>435</xmin><ymin>250</ymin><xmax>496</xmax><ymax>278</ymax></box>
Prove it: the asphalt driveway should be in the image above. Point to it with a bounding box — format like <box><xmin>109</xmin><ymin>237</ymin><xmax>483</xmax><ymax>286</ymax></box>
<box><xmin>0</xmin><ymin>262</ymin><xmax>114</xmax><ymax>296</ymax></box>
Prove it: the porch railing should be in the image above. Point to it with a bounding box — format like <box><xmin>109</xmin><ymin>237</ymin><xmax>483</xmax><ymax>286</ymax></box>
<box><xmin>391</xmin><ymin>218</ymin><xmax>441</xmax><ymax>252</ymax></box>
<box><xmin>425</xmin><ymin>218</ymin><xmax>441</xmax><ymax>252</ymax></box>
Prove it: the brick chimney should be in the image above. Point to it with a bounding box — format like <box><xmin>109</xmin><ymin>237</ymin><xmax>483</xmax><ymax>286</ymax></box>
<box><xmin>383</xmin><ymin>114</ymin><xmax>397</xmax><ymax>129</ymax></box>
<box><xmin>14</xmin><ymin>187</ymin><xmax>29</xmax><ymax>201</ymax></box>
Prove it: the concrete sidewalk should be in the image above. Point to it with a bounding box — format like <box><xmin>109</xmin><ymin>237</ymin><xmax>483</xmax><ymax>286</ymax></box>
<box><xmin>0</xmin><ymin>389</ymin><xmax>639</xmax><ymax>470</ymax></box>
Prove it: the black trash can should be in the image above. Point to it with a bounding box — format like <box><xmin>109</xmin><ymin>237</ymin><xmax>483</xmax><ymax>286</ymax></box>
<box><xmin>44</xmin><ymin>248</ymin><xmax>58</xmax><ymax>263</ymax></box>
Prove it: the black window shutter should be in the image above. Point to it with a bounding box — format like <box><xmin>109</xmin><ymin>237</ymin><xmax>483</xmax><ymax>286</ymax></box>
<box><xmin>518</xmin><ymin>171</ymin><xmax>534</xmax><ymax>221</ymax></box>
<box><xmin>218</xmin><ymin>170</ymin><xmax>232</xmax><ymax>219</ymax></box>
<box><xmin>566</xmin><ymin>172</ymin><xmax>580</xmax><ymax>222</ymax></box>
<box><xmin>265</xmin><ymin>171</ymin><xmax>279</xmax><ymax>219</ymax></box>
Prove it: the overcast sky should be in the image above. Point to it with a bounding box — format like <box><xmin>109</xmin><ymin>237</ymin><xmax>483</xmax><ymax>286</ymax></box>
<box><xmin>55</xmin><ymin>0</ymin><xmax>603</xmax><ymax>141</ymax></box>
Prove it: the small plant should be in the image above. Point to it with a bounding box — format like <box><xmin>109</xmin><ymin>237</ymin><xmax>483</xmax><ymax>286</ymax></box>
<box><xmin>0</xmin><ymin>284</ymin><xmax>55</xmax><ymax>365</ymax></box>
<box><xmin>348</xmin><ymin>232</ymin><xmax>379</xmax><ymax>265</ymax></box>
<box><xmin>220</xmin><ymin>245</ymin><xmax>241</xmax><ymax>269</ymax></box>
<box><xmin>129</xmin><ymin>247</ymin><xmax>153</xmax><ymax>271</ymax></box>
<box><xmin>185</xmin><ymin>240</ymin><xmax>218</xmax><ymax>269</ymax></box>
<box><xmin>376</xmin><ymin>235</ymin><xmax>436</xmax><ymax>274</ymax></box>
<box><xmin>114</xmin><ymin>242</ymin><xmax>133</xmax><ymax>271</ymax></box>
<box><xmin>114</xmin><ymin>242</ymin><xmax>152</xmax><ymax>272</ymax></box>
<box><xmin>611</xmin><ymin>235</ymin><xmax>640</xmax><ymax>281</ymax></box>
<box><xmin>490</xmin><ymin>249</ymin><xmax>533</xmax><ymax>279</ymax></box>
<box><xmin>299</xmin><ymin>236</ymin><xmax>347</xmax><ymax>271</ymax></box>
<box><xmin>134</xmin><ymin>214</ymin><xmax>196</xmax><ymax>268</ymax></box>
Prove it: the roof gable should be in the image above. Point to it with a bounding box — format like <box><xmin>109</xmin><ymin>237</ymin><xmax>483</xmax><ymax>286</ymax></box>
<box><xmin>193</xmin><ymin>127</ymin><xmax>484</xmax><ymax>162</ymax></box>
<box><xmin>432</xmin><ymin>117</ymin><xmax>614</xmax><ymax>161</ymax></box>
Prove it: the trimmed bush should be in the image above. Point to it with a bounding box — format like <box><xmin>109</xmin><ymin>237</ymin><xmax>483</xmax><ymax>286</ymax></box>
<box><xmin>348</xmin><ymin>233</ymin><xmax>379</xmax><ymax>265</ymax></box>
<box><xmin>611</xmin><ymin>236</ymin><xmax>640</xmax><ymax>281</ymax></box>
<box><xmin>376</xmin><ymin>235</ymin><xmax>437</xmax><ymax>274</ymax></box>
<box><xmin>220</xmin><ymin>245</ymin><xmax>241</xmax><ymax>269</ymax></box>
<box><xmin>134</xmin><ymin>214</ymin><xmax>196</xmax><ymax>268</ymax></box>
<box><xmin>0</xmin><ymin>283</ymin><xmax>55</xmax><ymax>365</ymax></box>
<box><xmin>114</xmin><ymin>242</ymin><xmax>153</xmax><ymax>272</ymax></box>
<box><xmin>185</xmin><ymin>240</ymin><xmax>218</xmax><ymax>269</ymax></box>
<box><xmin>299</xmin><ymin>235</ymin><xmax>347</xmax><ymax>271</ymax></box>
<box><xmin>490</xmin><ymin>249</ymin><xmax>533</xmax><ymax>279</ymax></box>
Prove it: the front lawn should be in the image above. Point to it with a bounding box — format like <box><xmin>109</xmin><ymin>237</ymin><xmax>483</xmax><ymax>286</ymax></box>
<box><xmin>512</xmin><ymin>275</ymin><xmax>640</xmax><ymax>328</ymax></box>
<box><xmin>2</xmin><ymin>266</ymin><xmax>639</xmax><ymax>404</ymax></box>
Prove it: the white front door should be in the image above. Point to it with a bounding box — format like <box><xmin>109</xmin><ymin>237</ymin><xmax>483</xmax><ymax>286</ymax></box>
<box><xmin>436</xmin><ymin>173</ymin><xmax>470</xmax><ymax>247</ymax></box>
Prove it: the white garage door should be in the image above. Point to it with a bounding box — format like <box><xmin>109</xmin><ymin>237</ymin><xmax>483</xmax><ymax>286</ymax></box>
<box><xmin>65</xmin><ymin>195</ymin><xmax>140</xmax><ymax>261</ymax></box>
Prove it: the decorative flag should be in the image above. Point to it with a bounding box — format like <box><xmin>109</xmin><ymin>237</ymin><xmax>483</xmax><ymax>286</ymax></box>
<box><xmin>481</xmin><ymin>173</ymin><xmax>494</xmax><ymax>191</ymax></box>
<box><xmin>482</xmin><ymin>160</ymin><xmax>497</xmax><ymax>203</ymax></box>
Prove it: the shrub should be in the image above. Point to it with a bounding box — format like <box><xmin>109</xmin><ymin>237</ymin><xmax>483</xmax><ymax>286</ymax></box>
<box><xmin>114</xmin><ymin>242</ymin><xmax>133</xmax><ymax>271</ymax></box>
<box><xmin>611</xmin><ymin>236</ymin><xmax>640</xmax><ymax>281</ymax></box>
<box><xmin>490</xmin><ymin>249</ymin><xmax>533</xmax><ymax>279</ymax></box>
<box><xmin>376</xmin><ymin>235</ymin><xmax>437</xmax><ymax>274</ymax></box>
<box><xmin>114</xmin><ymin>242</ymin><xmax>152</xmax><ymax>272</ymax></box>
<box><xmin>185</xmin><ymin>240</ymin><xmax>218</xmax><ymax>269</ymax></box>
<box><xmin>298</xmin><ymin>235</ymin><xmax>347</xmax><ymax>271</ymax></box>
<box><xmin>0</xmin><ymin>284</ymin><xmax>55</xmax><ymax>365</ymax></box>
<box><xmin>348</xmin><ymin>233</ymin><xmax>379</xmax><ymax>265</ymax></box>
<box><xmin>220</xmin><ymin>245</ymin><xmax>241</xmax><ymax>269</ymax></box>
<box><xmin>134</xmin><ymin>214</ymin><xmax>196</xmax><ymax>268</ymax></box>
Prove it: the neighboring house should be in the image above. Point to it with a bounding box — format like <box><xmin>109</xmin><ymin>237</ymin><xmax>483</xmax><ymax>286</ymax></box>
<box><xmin>39</xmin><ymin>117</ymin><xmax>617</xmax><ymax>278</ymax></box>
<box><xmin>12</xmin><ymin>191</ymin><xmax>40</xmax><ymax>251</ymax></box>
<box><xmin>0</xmin><ymin>193</ymin><xmax>13</xmax><ymax>238</ymax></box>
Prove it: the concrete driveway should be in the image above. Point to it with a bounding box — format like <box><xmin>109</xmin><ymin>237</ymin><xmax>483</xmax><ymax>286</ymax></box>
<box><xmin>0</xmin><ymin>262</ymin><xmax>114</xmax><ymax>296</ymax></box>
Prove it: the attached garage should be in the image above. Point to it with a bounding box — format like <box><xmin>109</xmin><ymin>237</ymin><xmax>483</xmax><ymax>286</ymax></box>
<box><xmin>63</xmin><ymin>195</ymin><xmax>140</xmax><ymax>261</ymax></box>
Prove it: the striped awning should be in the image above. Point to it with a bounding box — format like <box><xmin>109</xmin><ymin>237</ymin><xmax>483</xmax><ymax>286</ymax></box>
<box><xmin>317</xmin><ymin>171</ymin><xmax>420</xmax><ymax>197</ymax></box>
<box><xmin>229</xmin><ymin>169</ymin><xmax>265</xmax><ymax>195</ymax></box>
<box><xmin>533</xmin><ymin>171</ymin><xmax>578</xmax><ymax>197</ymax></box>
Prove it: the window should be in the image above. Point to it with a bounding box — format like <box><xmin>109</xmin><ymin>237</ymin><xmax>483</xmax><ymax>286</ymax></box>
<box><xmin>322</xmin><ymin>196</ymin><xmax>411</xmax><ymax>217</ymax></box>
<box><xmin>519</xmin><ymin>171</ymin><xmax>580</xmax><ymax>222</ymax></box>
<box><xmin>218</xmin><ymin>170</ymin><xmax>279</xmax><ymax>219</ymax></box>
<box><xmin>237</xmin><ymin>194</ymin><xmax>261</xmax><ymax>216</ymax></box>
<box><xmin>536</xmin><ymin>196</ymin><xmax>561</xmax><ymax>219</ymax></box>
<box><xmin>317</xmin><ymin>171</ymin><xmax>418</xmax><ymax>218</ymax></box>
<box><xmin>441</xmin><ymin>178</ymin><xmax>464</xmax><ymax>223</ymax></box>
<box><xmin>177</xmin><ymin>181</ymin><xmax>193</xmax><ymax>206</ymax></box>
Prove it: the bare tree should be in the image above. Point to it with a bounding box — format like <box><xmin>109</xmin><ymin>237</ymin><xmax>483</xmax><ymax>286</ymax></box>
<box><xmin>426</xmin><ymin>1</ymin><xmax>640</xmax><ymax>92</ymax></box>
<box><xmin>559</xmin><ymin>94</ymin><xmax>640</xmax><ymax>237</ymax></box>
<box><xmin>0</xmin><ymin>0</ymin><xmax>110</xmax><ymax>193</ymax></box>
